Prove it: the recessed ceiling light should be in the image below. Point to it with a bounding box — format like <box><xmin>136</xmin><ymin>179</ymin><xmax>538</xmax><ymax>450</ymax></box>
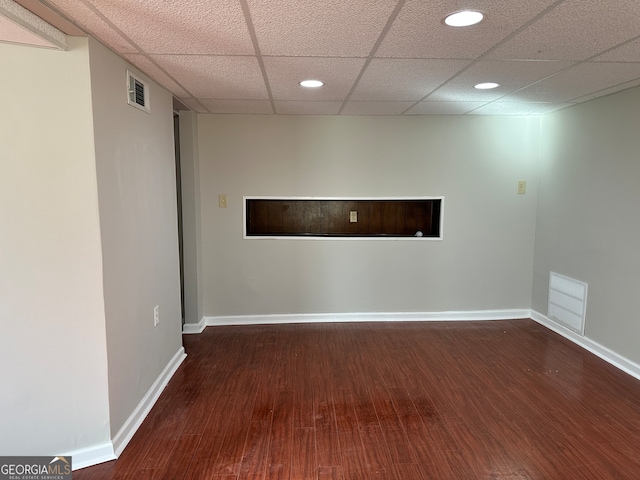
<box><xmin>474</xmin><ymin>82</ymin><xmax>500</xmax><ymax>90</ymax></box>
<box><xmin>444</xmin><ymin>10</ymin><xmax>484</xmax><ymax>27</ymax></box>
<box><xmin>300</xmin><ymin>80</ymin><xmax>324</xmax><ymax>88</ymax></box>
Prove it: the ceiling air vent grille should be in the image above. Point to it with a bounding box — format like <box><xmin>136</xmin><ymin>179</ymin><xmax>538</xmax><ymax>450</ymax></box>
<box><xmin>126</xmin><ymin>70</ymin><xmax>150</xmax><ymax>113</ymax></box>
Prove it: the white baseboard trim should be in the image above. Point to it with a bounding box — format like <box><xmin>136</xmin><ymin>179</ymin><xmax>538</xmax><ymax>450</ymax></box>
<box><xmin>531</xmin><ymin>310</ymin><xmax>640</xmax><ymax>382</ymax></box>
<box><xmin>111</xmin><ymin>346</ymin><xmax>187</xmax><ymax>457</ymax></box>
<box><xmin>204</xmin><ymin>309</ymin><xmax>531</xmax><ymax>326</ymax></box>
<box><xmin>182</xmin><ymin>317</ymin><xmax>206</xmax><ymax>334</ymax></box>
<box><xmin>64</xmin><ymin>441</ymin><xmax>116</xmax><ymax>471</ymax></box>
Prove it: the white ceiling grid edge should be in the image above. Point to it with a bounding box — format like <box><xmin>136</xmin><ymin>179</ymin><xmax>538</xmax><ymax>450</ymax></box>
<box><xmin>0</xmin><ymin>0</ymin><xmax>66</xmax><ymax>49</ymax></box>
<box><xmin>26</xmin><ymin>0</ymin><xmax>640</xmax><ymax>116</ymax></box>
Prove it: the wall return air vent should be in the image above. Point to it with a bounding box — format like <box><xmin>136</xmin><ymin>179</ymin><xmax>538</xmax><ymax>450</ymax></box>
<box><xmin>548</xmin><ymin>272</ymin><xmax>588</xmax><ymax>336</ymax></box>
<box><xmin>126</xmin><ymin>70</ymin><xmax>150</xmax><ymax>113</ymax></box>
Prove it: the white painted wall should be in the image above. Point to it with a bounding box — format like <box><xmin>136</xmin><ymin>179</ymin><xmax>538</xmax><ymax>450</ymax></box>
<box><xmin>87</xmin><ymin>38</ymin><xmax>183</xmax><ymax>435</ymax></box>
<box><xmin>198</xmin><ymin>115</ymin><xmax>540</xmax><ymax>317</ymax></box>
<box><xmin>0</xmin><ymin>38</ymin><xmax>111</xmax><ymax>455</ymax></box>
<box><xmin>534</xmin><ymin>86</ymin><xmax>640</xmax><ymax>366</ymax></box>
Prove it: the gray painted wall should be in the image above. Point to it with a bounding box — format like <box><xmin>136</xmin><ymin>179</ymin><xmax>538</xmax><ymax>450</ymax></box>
<box><xmin>88</xmin><ymin>38</ymin><xmax>183</xmax><ymax>435</ymax></box>
<box><xmin>0</xmin><ymin>38</ymin><xmax>111</xmax><ymax>455</ymax></box>
<box><xmin>534</xmin><ymin>86</ymin><xmax>640</xmax><ymax>366</ymax></box>
<box><xmin>179</xmin><ymin>111</ymin><xmax>204</xmax><ymax>325</ymax></box>
<box><xmin>198</xmin><ymin>115</ymin><xmax>540</xmax><ymax>317</ymax></box>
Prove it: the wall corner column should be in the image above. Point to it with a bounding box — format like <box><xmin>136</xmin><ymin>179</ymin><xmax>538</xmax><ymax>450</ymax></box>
<box><xmin>178</xmin><ymin>111</ymin><xmax>204</xmax><ymax>331</ymax></box>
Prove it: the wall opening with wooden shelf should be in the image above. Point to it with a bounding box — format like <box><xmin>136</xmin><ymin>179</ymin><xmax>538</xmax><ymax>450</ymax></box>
<box><xmin>244</xmin><ymin>197</ymin><xmax>443</xmax><ymax>240</ymax></box>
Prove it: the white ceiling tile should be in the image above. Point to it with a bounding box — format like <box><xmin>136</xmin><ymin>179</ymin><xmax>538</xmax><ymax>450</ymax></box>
<box><xmin>487</xmin><ymin>0</ymin><xmax>640</xmax><ymax>61</ymax></box>
<box><xmin>0</xmin><ymin>0</ymin><xmax>67</xmax><ymax>48</ymax></box>
<box><xmin>502</xmin><ymin>62</ymin><xmax>640</xmax><ymax>103</ymax></box>
<box><xmin>594</xmin><ymin>38</ymin><xmax>640</xmax><ymax>62</ymax></box>
<box><xmin>123</xmin><ymin>54</ymin><xmax>190</xmax><ymax>98</ymax></box>
<box><xmin>46</xmin><ymin>0</ymin><xmax>138</xmax><ymax>53</ymax></box>
<box><xmin>570</xmin><ymin>77</ymin><xmax>640</xmax><ymax>103</ymax></box>
<box><xmin>406</xmin><ymin>102</ymin><xmax>487</xmax><ymax>115</ymax></box>
<box><xmin>426</xmin><ymin>87</ymin><xmax>504</xmax><ymax>102</ymax></box>
<box><xmin>350</xmin><ymin>58</ymin><xmax>470</xmax><ymax>101</ymax></box>
<box><xmin>248</xmin><ymin>0</ymin><xmax>398</xmax><ymax>56</ymax></box>
<box><xmin>0</xmin><ymin>13</ymin><xmax>56</xmax><ymax>48</ymax></box>
<box><xmin>469</xmin><ymin>102</ymin><xmax>574</xmax><ymax>115</ymax></box>
<box><xmin>275</xmin><ymin>101</ymin><xmax>342</xmax><ymax>115</ymax></box>
<box><xmin>151</xmin><ymin>55</ymin><xmax>268</xmax><ymax>99</ymax></box>
<box><xmin>264</xmin><ymin>57</ymin><xmax>366</xmax><ymax>101</ymax></box>
<box><xmin>180</xmin><ymin>98</ymin><xmax>208</xmax><ymax>113</ymax></box>
<box><xmin>341</xmin><ymin>101</ymin><xmax>415</xmax><ymax>115</ymax></box>
<box><xmin>377</xmin><ymin>0</ymin><xmax>557</xmax><ymax>59</ymax></box>
<box><xmin>198</xmin><ymin>99</ymin><xmax>273</xmax><ymax>114</ymax></box>
<box><xmin>84</xmin><ymin>0</ymin><xmax>253</xmax><ymax>55</ymax></box>
<box><xmin>37</xmin><ymin>0</ymin><xmax>640</xmax><ymax>116</ymax></box>
<box><xmin>428</xmin><ymin>60</ymin><xmax>573</xmax><ymax>101</ymax></box>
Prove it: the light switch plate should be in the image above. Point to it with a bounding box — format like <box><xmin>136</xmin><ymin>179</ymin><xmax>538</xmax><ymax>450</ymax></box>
<box><xmin>219</xmin><ymin>194</ymin><xmax>228</xmax><ymax>208</ymax></box>
<box><xmin>349</xmin><ymin>211</ymin><xmax>357</xmax><ymax>223</ymax></box>
<box><xmin>517</xmin><ymin>181</ymin><xmax>526</xmax><ymax>195</ymax></box>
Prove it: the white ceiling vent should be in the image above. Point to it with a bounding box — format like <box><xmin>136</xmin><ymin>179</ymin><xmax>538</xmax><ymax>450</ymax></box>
<box><xmin>127</xmin><ymin>70</ymin><xmax>150</xmax><ymax>113</ymax></box>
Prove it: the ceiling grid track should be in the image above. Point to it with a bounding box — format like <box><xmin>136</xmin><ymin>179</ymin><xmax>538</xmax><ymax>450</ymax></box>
<box><xmin>337</xmin><ymin>0</ymin><xmax>406</xmax><ymax>115</ymax></box>
<box><xmin>239</xmin><ymin>0</ymin><xmax>276</xmax><ymax>114</ymax></box>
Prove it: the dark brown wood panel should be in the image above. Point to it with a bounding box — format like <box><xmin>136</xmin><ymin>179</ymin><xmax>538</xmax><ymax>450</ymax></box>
<box><xmin>73</xmin><ymin>320</ymin><xmax>640</xmax><ymax>480</ymax></box>
<box><xmin>246</xmin><ymin>199</ymin><xmax>441</xmax><ymax>237</ymax></box>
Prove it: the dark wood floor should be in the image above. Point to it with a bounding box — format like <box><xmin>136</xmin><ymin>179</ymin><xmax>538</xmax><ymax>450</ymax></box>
<box><xmin>74</xmin><ymin>320</ymin><xmax>640</xmax><ymax>479</ymax></box>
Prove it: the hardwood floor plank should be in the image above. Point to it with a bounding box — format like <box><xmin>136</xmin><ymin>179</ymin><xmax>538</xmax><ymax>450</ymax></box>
<box><xmin>350</xmin><ymin>387</ymin><xmax>379</xmax><ymax>428</ymax></box>
<box><xmin>392</xmin><ymin>463</ymin><xmax>425</xmax><ymax>480</ymax></box>
<box><xmin>238</xmin><ymin>421</ymin><xmax>272</xmax><ymax>480</ymax></box>
<box><xmin>181</xmin><ymin>390</ymin><xmax>219</xmax><ymax>435</ymax></box>
<box><xmin>293</xmin><ymin>349</ymin><xmax>315</xmax><ymax>428</ymax></box>
<box><xmin>368</xmin><ymin>385</ymin><xmax>415</xmax><ymax>463</ymax></box>
<box><xmin>336</xmin><ymin>425</ymin><xmax>362</xmax><ymax>462</ymax></box>
<box><xmin>313</xmin><ymin>383</ymin><xmax>335</xmax><ymax>427</ymax></box>
<box><xmin>138</xmin><ymin>435</ymin><xmax>181</xmax><ymax>471</ymax></box>
<box><xmin>72</xmin><ymin>321</ymin><xmax>640</xmax><ymax>480</ymax></box>
<box><xmin>386</xmin><ymin>387</ymin><xmax>458</xmax><ymax>463</ymax></box>
<box><xmin>317</xmin><ymin>465</ymin><xmax>344</xmax><ymax>480</ymax></box>
<box><xmin>194</xmin><ymin>395</ymin><xmax>239</xmax><ymax>461</ymax></box>
<box><xmin>290</xmin><ymin>427</ymin><xmax>315</xmax><ymax>479</ymax></box>
<box><xmin>418</xmin><ymin>450</ymin><xmax>474</xmax><ymax>480</ymax></box>
<box><xmin>358</xmin><ymin>426</ymin><xmax>393</xmax><ymax>471</ymax></box>
<box><xmin>378</xmin><ymin>425</ymin><xmax>415</xmax><ymax>464</ymax></box>
<box><xmin>72</xmin><ymin>461</ymin><xmax>116</xmax><ymax>480</ymax></box>
<box><xmin>212</xmin><ymin>414</ymin><xmax>253</xmax><ymax>475</ymax></box>
<box><xmin>340</xmin><ymin>453</ymin><xmax>369</xmax><ymax>480</ymax></box>
<box><xmin>185</xmin><ymin>441</ymin><xmax>229</xmax><ymax>480</ymax></box>
<box><xmin>112</xmin><ymin>469</ymin><xmax>159</xmax><ymax>480</ymax></box>
<box><xmin>316</xmin><ymin>422</ymin><xmax>341</xmax><ymax>467</ymax></box>
<box><xmin>333</xmin><ymin>389</ymin><xmax>359</xmax><ymax>432</ymax></box>
<box><xmin>265</xmin><ymin>390</ymin><xmax>294</xmax><ymax>480</ymax></box>
<box><xmin>251</xmin><ymin>379</ymin><xmax>277</xmax><ymax>424</ymax></box>
<box><xmin>157</xmin><ymin>434</ymin><xmax>202</xmax><ymax>480</ymax></box>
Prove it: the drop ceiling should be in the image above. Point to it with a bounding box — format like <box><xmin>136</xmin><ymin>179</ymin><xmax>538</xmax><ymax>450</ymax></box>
<box><xmin>9</xmin><ymin>0</ymin><xmax>640</xmax><ymax>115</ymax></box>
